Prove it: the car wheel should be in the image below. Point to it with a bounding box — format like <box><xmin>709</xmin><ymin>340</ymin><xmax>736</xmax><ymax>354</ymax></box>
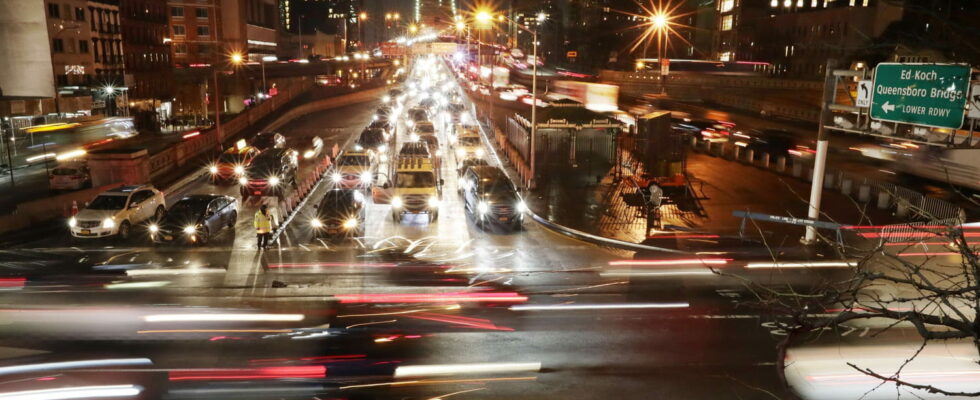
<box><xmin>228</xmin><ymin>211</ymin><xmax>237</xmax><ymax>229</ymax></box>
<box><xmin>197</xmin><ymin>227</ymin><xmax>210</xmax><ymax>245</ymax></box>
<box><xmin>117</xmin><ymin>221</ymin><xmax>131</xmax><ymax>241</ymax></box>
<box><xmin>154</xmin><ymin>206</ymin><xmax>165</xmax><ymax>222</ymax></box>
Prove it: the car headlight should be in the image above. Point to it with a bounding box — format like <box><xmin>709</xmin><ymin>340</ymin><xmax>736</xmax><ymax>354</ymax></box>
<box><xmin>149</xmin><ymin>224</ymin><xmax>159</xmax><ymax>233</ymax></box>
<box><xmin>380</xmin><ymin>154</ymin><xmax>389</xmax><ymax>163</ymax></box>
<box><xmin>209</xmin><ymin>165</ymin><xmax>218</xmax><ymax>174</ymax></box>
<box><xmin>517</xmin><ymin>200</ymin><xmax>529</xmax><ymax>213</ymax></box>
<box><xmin>332</xmin><ymin>172</ymin><xmax>342</xmax><ymax>182</ymax></box>
<box><xmin>477</xmin><ymin>201</ymin><xmax>489</xmax><ymax>215</ymax></box>
<box><xmin>304</xmin><ymin>150</ymin><xmax>315</xmax><ymax>159</ymax></box>
<box><xmin>183</xmin><ymin>225</ymin><xmax>196</xmax><ymax>234</ymax></box>
<box><xmin>410</xmin><ymin>133</ymin><xmax>420</xmax><ymax>142</ymax></box>
<box><xmin>102</xmin><ymin>218</ymin><xmax>115</xmax><ymax>229</ymax></box>
<box><xmin>391</xmin><ymin>196</ymin><xmax>403</xmax><ymax>208</ymax></box>
<box><xmin>233</xmin><ymin>165</ymin><xmax>244</xmax><ymax>175</ymax></box>
<box><xmin>238</xmin><ymin>177</ymin><xmax>248</xmax><ymax>185</ymax></box>
<box><xmin>456</xmin><ymin>149</ymin><xmax>466</xmax><ymax>158</ymax></box>
<box><xmin>361</xmin><ymin>171</ymin><xmax>372</xmax><ymax>184</ymax></box>
<box><xmin>377</xmin><ymin>144</ymin><xmax>387</xmax><ymax>153</ymax></box>
<box><xmin>382</xmin><ymin>95</ymin><xmax>391</xmax><ymax>103</ymax></box>
<box><xmin>428</xmin><ymin>196</ymin><xmax>440</xmax><ymax>208</ymax></box>
<box><xmin>269</xmin><ymin>176</ymin><xmax>280</xmax><ymax>186</ymax></box>
<box><xmin>343</xmin><ymin>218</ymin><xmax>358</xmax><ymax>229</ymax></box>
<box><xmin>310</xmin><ymin>218</ymin><xmax>323</xmax><ymax>228</ymax></box>
<box><xmin>475</xmin><ymin>148</ymin><xmax>485</xmax><ymax>157</ymax></box>
<box><xmin>68</xmin><ymin>217</ymin><xmax>77</xmax><ymax>228</ymax></box>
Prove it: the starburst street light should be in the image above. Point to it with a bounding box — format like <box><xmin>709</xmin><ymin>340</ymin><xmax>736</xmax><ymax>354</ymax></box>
<box><xmin>475</xmin><ymin>10</ymin><xmax>493</xmax><ymax>26</ymax></box>
<box><xmin>621</xmin><ymin>0</ymin><xmax>694</xmax><ymax>58</ymax></box>
<box><xmin>230</xmin><ymin>52</ymin><xmax>243</xmax><ymax>64</ymax></box>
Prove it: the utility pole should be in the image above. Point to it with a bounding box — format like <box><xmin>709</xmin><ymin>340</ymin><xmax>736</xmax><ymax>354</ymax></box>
<box><xmin>803</xmin><ymin>59</ymin><xmax>837</xmax><ymax>244</ymax></box>
<box><xmin>530</xmin><ymin>28</ymin><xmax>538</xmax><ymax>189</ymax></box>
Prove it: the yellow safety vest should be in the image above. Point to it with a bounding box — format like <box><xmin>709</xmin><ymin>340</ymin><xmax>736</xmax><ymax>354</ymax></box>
<box><xmin>254</xmin><ymin>210</ymin><xmax>272</xmax><ymax>233</ymax></box>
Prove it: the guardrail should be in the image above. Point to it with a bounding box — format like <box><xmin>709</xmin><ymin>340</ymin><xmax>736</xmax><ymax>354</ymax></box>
<box><xmin>694</xmin><ymin>139</ymin><xmax>964</xmax><ymax>223</ymax></box>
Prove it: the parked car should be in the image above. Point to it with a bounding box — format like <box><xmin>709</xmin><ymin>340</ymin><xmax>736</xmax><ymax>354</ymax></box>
<box><xmin>240</xmin><ymin>148</ymin><xmax>299</xmax><ymax>200</ymax></box>
<box><xmin>460</xmin><ymin>166</ymin><xmax>526</xmax><ymax>231</ymax></box>
<box><xmin>150</xmin><ymin>194</ymin><xmax>238</xmax><ymax>245</ymax></box>
<box><xmin>69</xmin><ymin>185</ymin><xmax>166</xmax><ymax>241</ymax></box>
<box><xmin>49</xmin><ymin>161</ymin><xmax>91</xmax><ymax>191</ymax></box>
<box><xmin>310</xmin><ymin>188</ymin><xmax>366</xmax><ymax>240</ymax></box>
<box><xmin>252</xmin><ymin>131</ymin><xmax>286</xmax><ymax>151</ymax></box>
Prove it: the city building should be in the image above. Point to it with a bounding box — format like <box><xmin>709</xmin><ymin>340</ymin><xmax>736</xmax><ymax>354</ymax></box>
<box><xmin>46</xmin><ymin>0</ymin><xmax>98</xmax><ymax>116</ymax></box>
<box><xmin>88</xmin><ymin>0</ymin><xmax>125</xmax><ymax>116</ymax></box>
<box><xmin>0</xmin><ymin>0</ymin><xmax>56</xmax><ymax>121</ymax></box>
<box><xmin>222</xmin><ymin>0</ymin><xmax>279</xmax><ymax>61</ymax></box>
<box><xmin>168</xmin><ymin>0</ymin><xmax>222</xmax><ymax>67</ymax></box>
<box><xmin>120</xmin><ymin>0</ymin><xmax>174</xmax><ymax>128</ymax></box>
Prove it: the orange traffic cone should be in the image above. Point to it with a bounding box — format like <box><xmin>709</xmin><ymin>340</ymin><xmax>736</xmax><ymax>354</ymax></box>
<box><xmin>71</xmin><ymin>200</ymin><xmax>79</xmax><ymax>216</ymax></box>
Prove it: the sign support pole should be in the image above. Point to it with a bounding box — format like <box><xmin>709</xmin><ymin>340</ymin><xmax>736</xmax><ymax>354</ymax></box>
<box><xmin>804</xmin><ymin>59</ymin><xmax>837</xmax><ymax>244</ymax></box>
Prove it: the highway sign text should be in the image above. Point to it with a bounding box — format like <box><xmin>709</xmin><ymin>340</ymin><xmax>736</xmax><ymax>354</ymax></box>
<box><xmin>870</xmin><ymin>63</ymin><xmax>971</xmax><ymax>129</ymax></box>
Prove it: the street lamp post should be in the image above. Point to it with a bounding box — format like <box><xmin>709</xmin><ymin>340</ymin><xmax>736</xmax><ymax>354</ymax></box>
<box><xmin>261</xmin><ymin>55</ymin><xmax>276</xmax><ymax>96</ymax></box>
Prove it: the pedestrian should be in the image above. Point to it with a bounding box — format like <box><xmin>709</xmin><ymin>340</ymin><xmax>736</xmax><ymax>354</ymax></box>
<box><xmin>254</xmin><ymin>204</ymin><xmax>274</xmax><ymax>249</ymax></box>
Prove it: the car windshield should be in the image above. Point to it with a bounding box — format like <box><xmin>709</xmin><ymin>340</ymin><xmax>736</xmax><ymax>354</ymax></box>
<box><xmin>459</xmin><ymin>137</ymin><xmax>481</xmax><ymax>146</ymax></box>
<box><xmin>478</xmin><ymin>176</ymin><xmax>513</xmax><ymax>193</ymax></box>
<box><xmin>416</xmin><ymin>125</ymin><xmax>435</xmax><ymax>133</ymax></box>
<box><xmin>338</xmin><ymin>155</ymin><xmax>369</xmax><ymax>166</ymax></box>
<box><xmin>253</xmin><ymin>135</ymin><xmax>277</xmax><ymax>148</ymax></box>
<box><xmin>218</xmin><ymin>152</ymin><xmax>245</xmax><ymax>163</ymax></box>
<box><xmin>52</xmin><ymin>168</ymin><xmax>78</xmax><ymax>175</ymax></box>
<box><xmin>87</xmin><ymin>195</ymin><xmax>128</xmax><ymax>210</ymax></box>
<box><xmin>396</xmin><ymin>172</ymin><xmax>435</xmax><ymax>188</ymax></box>
<box><xmin>167</xmin><ymin>199</ymin><xmax>208</xmax><ymax>217</ymax></box>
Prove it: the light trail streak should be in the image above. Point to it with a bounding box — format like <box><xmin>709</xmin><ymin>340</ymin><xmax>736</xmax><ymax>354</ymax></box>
<box><xmin>510</xmin><ymin>302</ymin><xmax>690</xmax><ymax>311</ymax></box>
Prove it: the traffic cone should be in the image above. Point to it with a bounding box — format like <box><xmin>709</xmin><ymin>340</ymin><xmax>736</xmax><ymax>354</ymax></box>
<box><xmin>71</xmin><ymin>200</ymin><xmax>79</xmax><ymax>216</ymax></box>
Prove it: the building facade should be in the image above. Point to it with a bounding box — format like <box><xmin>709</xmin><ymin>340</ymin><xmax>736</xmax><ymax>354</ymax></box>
<box><xmin>46</xmin><ymin>0</ymin><xmax>97</xmax><ymax>115</ymax></box>
<box><xmin>168</xmin><ymin>0</ymin><xmax>222</xmax><ymax>67</ymax></box>
<box><xmin>88</xmin><ymin>0</ymin><xmax>125</xmax><ymax>115</ymax></box>
<box><xmin>120</xmin><ymin>0</ymin><xmax>173</xmax><ymax>127</ymax></box>
<box><xmin>221</xmin><ymin>0</ymin><xmax>278</xmax><ymax>61</ymax></box>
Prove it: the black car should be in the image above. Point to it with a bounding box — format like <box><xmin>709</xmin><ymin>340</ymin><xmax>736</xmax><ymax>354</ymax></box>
<box><xmin>408</xmin><ymin>107</ymin><xmax>429</xmax><ymax>122</ymax></box>
<box><xmin>460</xmin><ymin>166</ymin><xmax>526</xmax><ymax>231</ymax></box>
<box><xmin>252</xmin><ymin>132</ymin><xmax>286</xmax><ymax>151</ymax></box>
<box><xmin>240</xmin><ymin>148</ymin><xmax>298</xmax><ymax>200</ymax></box>
<box><xmin>311</xmin><ymin>189</ymin><xmax>366</xmax><ymax>239</ymax></box>
<box><xmin>399</xmin><ymin>142</ymin><xmax>430</xmax><ymax>158</ymax></box>
<box><xmin>357</xmin><ymin>127</ymin><xmax>387</xmax><ymax>152</ymax></box>
<box><xmin>457</xmin><ymin>158</ymin><xmax>489</xmax><ymax>177</ymax></box>
<box><xmin>151</xmin><ymin>195</ymin><xmax>238</xmax><ymax>245</ymax></box>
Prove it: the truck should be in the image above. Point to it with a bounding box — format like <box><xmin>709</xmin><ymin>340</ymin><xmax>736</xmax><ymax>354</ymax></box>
<box><xmin>551</xmin><ymin>80</ymin><xmax>619</xmax><ymax>112</ymax></box>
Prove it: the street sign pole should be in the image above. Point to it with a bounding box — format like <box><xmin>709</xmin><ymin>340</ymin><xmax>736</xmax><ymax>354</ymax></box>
<box><xmin>804</xmin><ymin>59</ymin><xmax>837</xmax><ymax>244</ymax></box>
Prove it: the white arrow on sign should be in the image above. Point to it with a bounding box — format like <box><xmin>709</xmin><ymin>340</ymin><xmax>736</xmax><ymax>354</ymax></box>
<box><xmin>882</xmin><ymin>101</ymin><xmax>895</xmax><ymax>113</ymax></box>
<box><xmin>856</xmin><ymin>80</ymin><xmax>871</xmax><ymax>108</ymax></box>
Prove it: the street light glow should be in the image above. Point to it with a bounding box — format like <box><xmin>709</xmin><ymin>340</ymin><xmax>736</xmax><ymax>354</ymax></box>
<box><xmin>455</xmin><ymin>21</ymin><xmax>466</xmax><ymax>31</ymax></box>
<box><xmin>475</xmin><ymin>11</ymin><xmax>493</xmax><ymax>25</ymax></box>
<box><xmin>230</xmin><ymin>52</ymin><xmax>243</xmax><ymax>64</ymax></box>
<box><xmin>536</xmin><ymin>12</ymin><xmax>547</xmax><ymax>22</ymax></box>
<box><xmin>652</xmin><ymin>13</ymin><xmax>668</xmax><ymax>29</ymax></box>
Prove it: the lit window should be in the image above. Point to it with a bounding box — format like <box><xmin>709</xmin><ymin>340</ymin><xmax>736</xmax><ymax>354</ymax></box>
<box><xmin>720</xmin><ymin>15</ymin><xmax>733</xmax><ymax>31</ymax></box>
<box><xmin>770</xmin><ymin>0</ymin><xmax>778</xmax><ymax>6</ymax></box>
<box><xmin>811</xmin><ymin>0</ymin><xmax>817</xmax><ymax>6</ymax></box>
<box><xmin>720</xmin><ymin>52</ymin><xmax>732</xmax><ymax>61</ymax></box>
<box><xmin>173</xmin><ymin>25</ymin><xmax>185</xmax><ymax>36</ymax></box>
<box><xmin>796</xmin><ymin>0</ymin><xmax>803</xmax><ymax>6</ymax></box>
<box><xmin>719</xmin><ymin>0</ymin><xmax>734</xmax><ymax>12</ymax></box>
<box><xmin>783</xmin><ymin>0</ymin><xmax>791</xmax><ymax>6</ymax></box>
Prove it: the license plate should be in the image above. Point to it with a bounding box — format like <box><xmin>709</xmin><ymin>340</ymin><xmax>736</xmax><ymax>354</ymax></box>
<box><xmin>164</xmin><ymin>235</ymin><xmax>173</xmax><ymax>241</ymax></box>
<box><xmin>81</xmin><ymin>229</ymin><xmax>91</xmax><ymax>235</ymax></box>
<box><xmin>499</xmin><ymin>217</ymin><xmax>509</xmax><ymax>221</ymax></box>
<box><xmin>254</xmin><ymin>191</ymin><xmax>261</xmax><ymax>195</ymax></box>
<box><xmin>326</xmin><ymin>229</ymin><xmax>338</xmax><ymax>234</ymax></box>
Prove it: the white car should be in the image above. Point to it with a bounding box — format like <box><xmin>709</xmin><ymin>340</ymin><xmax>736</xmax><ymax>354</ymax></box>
<box><xmin>69</xmin><ymin>185</ymin><xmax>166</xmax><ymax>240</ymax></box>
<box><xmin>49</xmin><ymin>161</ymin><xmax>91</xmax><ymax>191</ymax></box>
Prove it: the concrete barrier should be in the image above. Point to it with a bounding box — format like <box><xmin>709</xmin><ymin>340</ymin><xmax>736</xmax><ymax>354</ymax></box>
<box><xmin>858</xmin><ymin>184</ymin><xmax>871</xmax><ymax>202</ymax></box>
<box><xmin>877</xmin><ymin>192</ymin><xmax>891</xmax><ymax>210</ymax></box>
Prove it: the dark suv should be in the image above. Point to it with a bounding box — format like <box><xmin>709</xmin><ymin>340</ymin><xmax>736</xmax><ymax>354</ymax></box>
<box><xmin>311</xmin><ymin>188</ymin><xmax>366</xmax><ymax>240</ymax></box>
<box><xmin>252</xmin><ymin>132</ymin><xmax>286</xmax><ymax>151</ymax></box>
<box><xmin>460</xmin><ymin>166</ymin><xmax>527</xmax><ymax>231</ymax></box>
<box><xmin>240</xmin><ymin>148</ymin><xmax>298</xmax><ymax>200</ymax></box>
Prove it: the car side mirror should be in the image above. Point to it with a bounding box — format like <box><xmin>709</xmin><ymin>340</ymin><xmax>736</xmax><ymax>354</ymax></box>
<box><xmin>129</xmin><ymin>202</ymin><xmax>138</xmax><ymax>209</ymax></box>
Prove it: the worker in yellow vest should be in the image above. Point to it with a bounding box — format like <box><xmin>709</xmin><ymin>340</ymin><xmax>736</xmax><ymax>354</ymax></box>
<box><xmin>254</xmin><ymin>204</ymin><xmax>274</xmax><ymax>249</ymax></box>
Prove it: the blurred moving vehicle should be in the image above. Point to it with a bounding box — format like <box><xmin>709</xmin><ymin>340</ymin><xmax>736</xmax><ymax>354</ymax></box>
<box><xmin>398</xmin><ymin>141</ymin><xmax>431</xmax><ymax>158</ymax></box>
<box><xmin>48</xmin><ymin>161</ymin><xmax>91</xmax><ymax>190</ymax></box>
<box><xmin>311</xmin><ymin>188</ymin><xmax>366</xmax><ymax>239</ymax></box>
<box><xmin>69</xmin><ymin>185</ymin><xmax>166</xmax><ymax>240</ymax></box>
<box><xmin>460</xmin><ymin>166</ymin><xmax>526</xmax><ymax>231</ymax></box>
<box><xmin>331</xmin><ymin>150</ymin><xmax>376</xmax><ymax>190</ymax></box>
<box><xmin>251</xmin><ymin>131</ymin><xmax>286</xmax><ymax>151</ymax></box>
<box><xmin>302</xmin><ymin>136</ymin><xmax>324</xmax><ymax>160</ymax></box>
<box><xmin>240</xmin><ymin>148</ymin><xmax>298</xmax><ymax>200</ymax></box>
<box><xmin>412</xmin><ymin>121</ymin><xmax>436</xmax><ymax>140</ymax></box>
<box><xmin>150</xmin><ymin>194</ymin><xmax>238</xmax><ymax>245</ymax></box>
<box><xmin>734</xmin><ymin>129</ymin><xmax>815</xmax><ymax>159</ymax></box>
<box><xmin>391</xmin><ymin>155</ymin><xmax>441</xmax><ymax>223</ymax></box>
<box><xmin>357</xmin><ymin>127</ymin><xmax>388</xmax><ymax>154</ymax></box>
<box><xmin>210</xmin><ymin>144</ymin><xmax>260</xmax><ymax>182</ymax></box>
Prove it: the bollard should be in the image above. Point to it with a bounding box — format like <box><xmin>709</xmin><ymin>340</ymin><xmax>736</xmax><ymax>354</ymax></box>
<box><xmin>733</xmin><ymin>145</ymin><xmax>742</xmax><ymax>161</ymax></box>
<box><xmin>877</xmin><ymin>192</ymin><xmax>891</xmax><ymax>210</ymax></box>
<box><xmin>840</xmin><ymin>178</ymin><xmax>852</xmax><ymax>196</ymax></box>
<box><xmin>823</xmin><ymin>172</ymin><xmax>835</xmax><ymax>188</ymax></box>
<box><xmin>776</xmin><ymin>156</ymin><xmax>787</xmax><ymax>172</ymax></box>
<box><xmin>792</xmin><ymin>162</ymin><xmax>803</xmax><ymax>177</ymax></box>
<box><xmin>745</xmin><ymin>149</ymin><xmax>754</xmax><ymax>163</ymax></box>
<box><xmin>760</xmin><ymin>153</ymin><xmax>770</xmax><ymax>168</ymax></box>
<box><xmin>690</xmin><ymin>136</ymin><xmax>697</xmax><ymax>148</ymax></box>
<box><xmin>896</xmin><ymin>199</ymin><xmax>910</xmax><ymax>218</ymax></box>
<box><xmin>858</xmin><ymin>184</ymin><xmax>871</xmax><ymax>202</ymax></box>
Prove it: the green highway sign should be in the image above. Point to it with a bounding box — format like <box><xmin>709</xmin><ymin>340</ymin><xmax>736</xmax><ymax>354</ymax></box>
<box><xmin>870</xmin><ymin>63</ymin><xmax>971</xmax><ymax>129</ymax></box>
